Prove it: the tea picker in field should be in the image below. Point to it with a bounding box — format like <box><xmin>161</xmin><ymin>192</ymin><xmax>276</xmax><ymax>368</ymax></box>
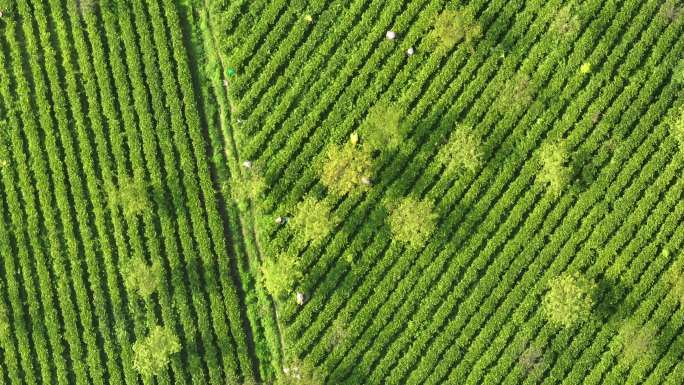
<box><xmin>296</xmin><ymin>291</ymin><xmax>307</xmax><ymax>305</ymax></box>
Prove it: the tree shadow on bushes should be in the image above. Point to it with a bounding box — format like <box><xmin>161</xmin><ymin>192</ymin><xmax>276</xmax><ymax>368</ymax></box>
<box><xmin>593</xmin><ymin>274</ymin><xmax>629</xmax><ymax>320</ymax></box>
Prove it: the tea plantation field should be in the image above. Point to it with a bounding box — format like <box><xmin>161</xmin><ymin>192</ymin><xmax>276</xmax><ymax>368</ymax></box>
<box><xmin>0</xmin><ymin>0</ymin><xmax>683</xmax><ymax>385</ymax></box>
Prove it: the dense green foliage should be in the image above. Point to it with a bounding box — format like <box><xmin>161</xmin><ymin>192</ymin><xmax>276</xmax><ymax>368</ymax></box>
<box><xmin>538</xmin><ymin>141</ymin><xmax>573</xmax><ymax>197</ymax></box>
<box><xmin>361</xmin><ymin>103</ymin><xmax>405</xmax><ymax>151</ymax></box>
<box><xmin>437</xmin><ymin>124</ymin><xmax>484</xmax><ymax>174</ymax></box>
<box><xmin>290</xmin><ymin>196</ymin><xmax>337</xmax><ymax>244</ymax></box>
<box><xmin>261</xmin><ymin>253</ymin><xmax>302</xmax><ymax>299</ymax></box>
<box><xmin>123</xmin><ymin>258</ymin><xmax>162</xmax><ymax>298</ymax></box>
<box><xmin>387</xmin><ymin>197</ymin><xmax>438</xmax><ymax>249</ymax></box>
<box><xmin>542</xmin><ymin>273</ymin><xmax>595</xmax><ymax>328</ymax></box>
<box><xmin>132</xmin><ymin>326</ymin><xmax>182</xmax><ymax>376</ymax></box>
<box><xmin>428</xmin><ymin>8</ymin><xmax>482</xmax><ymax>53</ymax></box>
<box><xmin>2</xmin><ymin>0</ymin><xmax>684</xmax><ymax>384</ymax></box>
<box><xmin>320</xmin><ymin>142</ymin><xmax>374</xmax><ymax>196</ymax></box>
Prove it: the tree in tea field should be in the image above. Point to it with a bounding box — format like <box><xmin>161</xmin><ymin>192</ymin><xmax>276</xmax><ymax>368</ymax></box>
<box><xmin>674</xmin><ymin>59</ymin><xmax>684</xmax><ymax>84</ymax></box>
<box><xmin>280</xmin><ymin>359</ymin><xmax>324</xmax><ymax>385</ymax></box>
<box><xmin>542</xmin><ymin>273</ymin><xmax>595</xmax><ymax>328</ymax></box>
<box><xmin>496</xmin><ymin>73</ymin><xmax>534</xmax><ymax>114</ymax></box>
<box><xmin>361</xmin><ymin>103</ymin><xmax>405</xmax><ymax>152</ymax></box>
<box><xmin>232</xmin><ymin>171</ymin><xmax>267</xmax><ymax>209</ymax></box>
<box><xmin>666</xmin><ymin>262</ymin><xmax>684</xmax><ymax>305</ymax></box>
<box><xmin>290</xmin><ymin>196</ymin><xmax>336</xmax><ymax>244</ymax></box>
<box><xmin>123</xmin><ymin>258</ymin><xmax>162</xmax><ymax>299</ymax></box>
<box><xmin>261</xmin><ymin>253</ymin><xmax>301</xmax><ymax>299</ymax></box>
<box><xmin>658</xmin><ymin>0</ymin><xmax>682</xmax><ymax>23</ymax></box>
<box><xmin>537</xmin><ymin>140</ymin><xmax>572</xmax><ymax>197</ymax></box>
<box><xmin>428</xmin><ymin>8</ymin><xmax>482</xmax><ymax>53</ymax></box>
<box><xmin>550</xmin><ymin>5</ymin><xmax>580</xmax><ymax>39</ymax></box>
<box><xmin>518</xmin><ymin>345</ymin><xmax>544</xmax><ymax>374</ymax></box>
<box><xmin>437</xmin><ymin>124</ymin><xmax>484</xmax><ymax>174</ymax></box>
<box><xmin>616</xmin><ymin>320</ymin><xmax>656</xmax><ymax>364</ymax></box>
<box><xmin>111</xmin><ymin>176</ymin><xmax>151</xmax><ymax>218</ymax></box>
<box><xmin>387</xmin><ymin>197</ymin><xmax>438</xmax><ymax>249</ymax></box>
<box><xmin>0</xmin><ymin>307</ymin><xmax>9</xmax><ymax>344</ymax></box>
<box><xmin>671</xmin><ymin>107</ymin><xmax>684</xmax><ymax>151</ymax></box>
<box><xmin>133</xmin><ymin>326</ymin><xmax>181</xmax><ymax>376</ymax></box>
<box><xmin>320</xmin><ymin>142</ymin><xmax>373</xmax><ymax>196</ymax></box>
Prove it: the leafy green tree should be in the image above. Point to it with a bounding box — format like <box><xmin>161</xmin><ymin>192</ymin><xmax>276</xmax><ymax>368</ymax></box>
<box><xmin>232</xmin><ymin>172</ymin><xmax>267</xmax><ymax>208</ymax></box>
<box><xmin>550</xmin><ymin>6</ymin><xmax>580</xmax><ymax>38</ymax></box>
<box><xmin>327</xmin><ymin>318</ymin><xmax>349</xmax><ymax>350</ymax></box>
<box><xmin>320</xmin><ymin>142</ymin><xmax>373</xmax><ymax>196</ymax></box>
<box><xmin>261</xmin><ymin>253</ymin><xmax>301</xmax><ymax>299</ymax></box>
<box><xmin>674</xmin><ymin>59</ymin><xmax>684</xmax><ymax>84</ymax></box>
<box><xmin>616</xmin><ymin>320</ymin><xmax>656</xmax><ymax>364</ymax></box>
<box><xmin>671</xmin><ymin>107</ymin><xmax>684</xmax><ymax>151</ymax></box>
<box><xmin>667</xmin><ymin>262</ymin><xmax>684</xmax><ymax>305</ymax></box>
<box><xmin>280</xmin><ymin>359</ymin><xmax>323</xmax><ymax>385</ymax></box>
<box><xmin>658</xmin><ymin>0</ymin><xmax>682</xmax><ymax>23</ymax></box>
<box><xmin>428</xmin><ymin>8</ymin><xmax>482</xmax><ymax>53</ymax></box>
<box><xmin>542</xmin><ymin>273</ymin><xmax>595</xmax><ymax>328</ymax></box>
<box><xmin>290</xmin><ymin>196</ymin><xmax>336</xmax><ymax>244</ymax></box>
<box><xmin>0</xmin><ymin>307</ymin><xmax>9</xmax><ymax>343</ymax></box>
<box><xmin>437</xmin><ymin>124</ymin><xmax>484</xmax><ymax>174</ymax></box>
<box><xmin>361</xmin><ymin>103</ymin><xmax>404</xmax><ymax>151</ymax></box>
<box><xmin>111</xmin><ymin>176</ymin><xmax>151</xmax><ymax>218</ymax></box>
<box><xmin>496</xmin><ymin>73</ymin><xmax>533</xmax><ymax>113</ymax></box>
<box><xmin>387</xmin><ymin>197</ymin><xmax>438</xmax><ymax>249</ymax></box>
<box><xmin>123</xmin><ymin>258</ymin><xmax>162</xmax><ymax>298</ymax></box>
<box><xmin>518</xmin><ymin>345</ymin><xmax>543</xmax><ymax>374</ymax></box>
<box><xmin>537</xmin><ymin>141</ymin><xmax>572</xmax><ymax>197</ymax></box>
<box><xmin>132</xmin><ymin>326</ymin><xmax>181</xmax><ymax>376</ymax></box>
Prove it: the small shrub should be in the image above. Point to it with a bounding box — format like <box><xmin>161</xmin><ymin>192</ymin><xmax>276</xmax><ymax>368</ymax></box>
<box><xmin>327</xmin><ymin>319</ymin><xmax>349</xmax><ymax>350</ymax></box>
<box><xmin>427</xmin><ymin>8</ymin><xmax>482</xmax><ymax>53</ymax></box>
<box><xmin>290</xmin><ymin>196</ymin><xmax>336</xmax><ymax>244</ymax></box>
<box><xmin>133</xmin><ymin>326</ymin><xmax>181</xmax><ymax>377</ymax></box>
<box><xmin>110</xmin><ymin>176</ymin><xmax>151</xmax><ymax>218</ymax></box>
<box><xmin>518</xmin><ymin>345</ymin><xmax>543</xmax><ymax>373</ymax></box>
<box><xmin>658</xmin><ymin>0</ymin><xmax>682</xmax><ymax>23</ymax></box>
<box><xmin>542</xmin><ymin>273</ymin><xmax>595</xmax><ymax>328</ymax></box>
<box><xmin>0</xmin><ymin>307</ymin><xmax>9</xmax><ymax>343</ymax></box>
<box><xmin>496</xmin><ymin>73</ymin><xmax>534</xmax><ymax>113</ymax></box>
<box><xmin>437</xmin><ymin>124</ymin><xmax>484</xmax><ymax>174</ymax></box>
<box><xmin>361</xmin><ymin>103</ymin><xmax>404</xmax><ymax>151</ymax></box>
<box><xmin>280</xmin><ymin>359</ymin><xmax>323</xmax><ymax>385</ymax></box>
<box><xmin>667</xmin><ymin>262</ymin><xmax>684</xmax><ymax>305</ymax></box>
<box><xmin>123</xmin><ymin>258</ymin><xmax>162</xmax><ymax>299</ymax></box>
<box><xmin>261</xmin><ymin>253</ymin><xmax>301</xmax><ymax>299</ymax></box>
<box><xmin>320</xmin><ymin>142</ymin><xmax>373</xmax><ymax>196</ymax></box>
<box><xmin>232</xmin><ymin>172</ymin><xmax>267</xmax><ymax>207</ymax></box>
<box><xmin>550</xmin><ymin>6</ymin><xmax>580</xmax><ymax>38</ymax></box>
<box><xmin>537</xmin><ymin>140</ymin><xmax>572</xmax><ymax>197</ymax></box>
<box><xmin>387</xmin><ymin>197</ymin><xmax>438</xmax><ymax>249</ymax></box>
<box><xmin>673</xmin><ymin>59</ymin><xmax>684</xmax><ymax>84</ymax></box>
<box><xmin>670</xmin><ymin>107</ymin><xmax>684</xmax><ymax>151</ymax></box>
<box><xmin>616</xmin><ymin>320</ymin><xmax>656</xmax><ymax>364</ymax></box>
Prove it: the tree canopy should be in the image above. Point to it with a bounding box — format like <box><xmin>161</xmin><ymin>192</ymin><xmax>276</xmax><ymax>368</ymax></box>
<box><xmin>616</xmin><ymin>320</ymin><xmax>656</xmax><ymax>364</ymax></box>
<box><xmin>111</xmin><ymin>176</ymin><xmax>151</xmax><ymax>218</ymax></box>
<box><xmin>387</xmin><ymin>197</ymin><xmax>438</xmax><ymax>249</ymax></box>
<box><xmin>428</xmin><ymin>8</ymin><xmax>482</xmax><ymax>53</ymax></box>
<box><xmin>132</xmin><ymin>326</ymin><xmax>181</xmax><ymax>376</ymax></box>
<box><xmin>361</xmin><ymin>103</ymin><xmax>405</xmax><ymax>151</ymax></box>
<box><xmin>290</xmin><ymin>196</ymin><xmax>336</xmax><ymax>244</ymax></box>
<box><xmin>320</xmin><ymin>142</ymin><xmax>373</xmax><ymax>196</ymax></box>
<box><xmin>123</xmin><ymin>258</ymin><xmax>162</xmax><ymax>299</ymax></box>
<box><xmin>437</xmin><ymin>124</ymin><xmax>484</xmax><ymax>174</ymax></box>
<box><xmin>261</xmin><ymin>253</ymin><xmax>302</xmax><ymax>299</ymax></box>
<box><xmin>537</xmin><ymin>140</ymin><xmax>572</xmax><ymax>197</ymax></box>
<box><xmin>542</xmin><ymin>273</ymin><xmax>595</xmax><ymax>328</ymax></box>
